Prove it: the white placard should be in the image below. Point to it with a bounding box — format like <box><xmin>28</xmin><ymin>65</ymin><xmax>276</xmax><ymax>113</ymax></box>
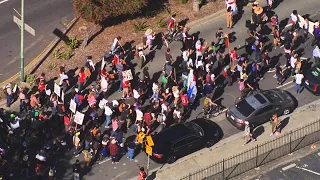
<box><xmin>61</xmin><ymin>91</ymin><xmax>65</xmax><ymax>102</ymax></box>
<box><xmin>74</xmin><ymin>111</ymin><xmax>84</xmax><ymax>125</ymax></box>
<box><xmin>54</xmin><ymin>83</ymin><xmax>61</xmax><ymax>97</ymax></box>
<box><xmin>122</xmin><ymin>70</ymin><xmax>133</xmax><ymax>81</ymax></box>
<box><xmin>69</xmin><ymin>99</ymin><xmax>76</xmax><ymax>113</ymax></box>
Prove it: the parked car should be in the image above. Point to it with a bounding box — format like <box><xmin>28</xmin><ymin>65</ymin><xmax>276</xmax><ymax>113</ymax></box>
<box><xmin>303</xmin><ymin>64</ymin><xmax>320</xmax><ymax>95</ymax></box>
<box><xmin>226</xmin><ymin>89</ymin><xmax>295</xmax><ymax>130</ymax></box>
<box><xmin>150</xmin><ymin>119</ymin><xmax>222</xmax><ymax>164</ymax></box>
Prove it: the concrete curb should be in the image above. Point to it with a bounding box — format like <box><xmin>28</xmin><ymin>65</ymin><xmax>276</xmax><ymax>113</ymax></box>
<box><xmin>0</xmin><ymin>16</ymin><xmax>79</xmax><ymax>88</ymax></box>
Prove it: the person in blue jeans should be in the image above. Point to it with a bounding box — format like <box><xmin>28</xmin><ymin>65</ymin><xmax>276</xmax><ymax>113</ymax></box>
<box><xmin>127</xmin><ymin>142</ymin><xmax>136</xmax><ymax>161</ymax></box>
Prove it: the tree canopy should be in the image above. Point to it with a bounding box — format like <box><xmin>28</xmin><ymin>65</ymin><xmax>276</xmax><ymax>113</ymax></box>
<box><xmin>73</xmin><ymin>0</ymin><xmax>147</xmax><ymax>24</ymax></box>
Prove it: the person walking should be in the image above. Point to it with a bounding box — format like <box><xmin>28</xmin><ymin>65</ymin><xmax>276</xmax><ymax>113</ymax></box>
<box><xmin>313</xmin><ymin>45</ymin><xmax>320</xmax><ymax>65</ymax></box>
<box><xmin>243</xmin><ymin>121</ymin><xmax>256</xmax><ymax>146</ymax></box>
<box><xmin>270</xmin><ymin>113</ymin><xmax>280</xmax><ymax>136</ymax></box>
<box><xmin>226</xmin><ymin>6</ymin><xmax>233</xmax><ymax>29</ymax></box>
<box><xmin>82</xmin><ymin>149</ymin><xmax>92</xmax><ymax>167</ymax></box>
<box><xmin>138</xmin><ymin>167</ymin><xmax>147</xmax><ymax>180</ymax></box>
<box><xmin>312</xmin><ymin>21</ymin><xmax>320</xmax><ymax>46</ymax></box>
<box><xmin>109</xmin><ymin>138</ymin><xmax>119</xmax><ymax>164</ymax></box>
<box><xmin>127</xmin><ymin>141</ymin><xmax>136</xmax><ymax>161</ymax></box>
<box><xmin>104</xmin><ymin>103</ymin><xmax>113</xmax><ymax>128</ymax></box>
<box><xmin>294</xmin><ymin>70</ymin><xmax>304</xmax><ymax>94</ymax></box>
<box><xmin>73</xmin><ymin>159</ymin><xmax>81</xmax><ymax>180</ymax></box>
<box><xmin>3</xmin><ymin>82</ymin><xmax>13</xmax><ymax>107</ymax></box>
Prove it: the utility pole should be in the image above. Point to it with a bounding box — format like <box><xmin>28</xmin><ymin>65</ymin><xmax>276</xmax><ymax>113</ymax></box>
<box><xmin>20</xmin><ymin>0</ymin><xmax>24</xmax><ymax>82</ymax></box>
<box><xmin>13</xmin><ymin>1</ymin><xmax>35</xmax><ymax>83</ymax></box>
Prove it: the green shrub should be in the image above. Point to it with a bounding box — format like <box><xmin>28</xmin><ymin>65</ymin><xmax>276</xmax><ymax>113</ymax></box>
<box><xmin>156</xmin><ymin>18</ymin><xmax>167</xmax><ymax>28</ymax></box>
<box><xmin>26</xmin><ymin>74</ymin><xmax>37</xmax><ymax>85</ymax></box>
<box><xmin>47</xmin><ymin>62</ymin><xmax>58</xmax><ymax>71</ymax></box>
<box><xmin>52</xmin><ymin>48</ymin><xmax>73</xmax><ymax>60</ymax></box>
<box><xmin>181</xmin><ymin>0</ymin><xmax>188</xmax><ymax>4</ymax></box>
<box><xmin>73</xmin><ymin>0</ymin><xmax>147</xmax><ymax>24</ymax></box>
<box><xmin>133</xmin><ymin>21</ymin><xmax>149</xmax><ymax>32</ymax></box>
<box><xmin>66</xmin><ymin>37</ymin><xmax>80</xmax><ymax>49</ymax></box>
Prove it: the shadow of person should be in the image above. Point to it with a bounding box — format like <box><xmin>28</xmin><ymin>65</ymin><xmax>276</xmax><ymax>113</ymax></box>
<box><xmin>278</xmin><ymin>117</ymin><xmax>290</xmax><ymax>132</ymax></box>
<box><xmin>253</xmin><ymin>125</ymin><xmax>265</xmax><ymax>139</ymax></box>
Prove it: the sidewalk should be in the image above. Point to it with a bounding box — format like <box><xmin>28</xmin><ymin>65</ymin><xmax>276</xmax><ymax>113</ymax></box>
<box><xmin>155</xmin><ymin>99</ymin><xmax>320</xmax><ymax>180</ymax></box>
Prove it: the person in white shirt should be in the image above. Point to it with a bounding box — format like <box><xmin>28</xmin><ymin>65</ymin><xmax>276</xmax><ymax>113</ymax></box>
<box><xmin>133</xmin><ymin>89</ymin><xmax>140</xmax><ymax>102</ymax></box>
<box><xmin>100</xmin><ymin>76</ymin><xmax>109</xmax><ymax>93</ymax></box>
<box><xmin>290</xmin><ymin>10</ymin><xmax>299</xmax><ymax>30</ymax></box>
<box><xmin>135</xmin><ymin>108</ymin><xmax>143</xmax><ymax>123</ymax></box>
<box><xmin>111</xmin><ymin>36</ymin><xmax>123</xmax><ymax>54</ymax></box>
<box><xmin>294</xmin><ymin>70</ymin><xmax>304</xmax><ymax>94</ymax></box>
<box><xmin>290</xmin><ymin>54</ymin><xmax>298</xmax><ymax>76</ymax></box>
<box><xmin>173</xmin><ymin>107</ymin><xmax>182</xmax><ymax>123</ymax></box>
<box><xmin>104</xmin><ymin>104</ymin><xmax>113</xmax><ymax>128</ymax></box>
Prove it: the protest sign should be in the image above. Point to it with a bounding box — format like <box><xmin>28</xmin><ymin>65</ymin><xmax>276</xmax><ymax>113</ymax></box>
<box><xmin>74</xmin><ymin>111</ymin><xmax>84</xmax><ymax>125</ymax></box>
<box><xmin>122</xmin><ymin>70</ymin><xmax>133</xmax><ymax>81</ymax></box>
<box><xmin>54</xmin><ymin>83</ymin><xmax>61</xmax><ymax>97</ymax></box>
<box><xmin>69</xmin><ymin>99</ymin><xmax>77</xmax><ymax>113</ymax></box>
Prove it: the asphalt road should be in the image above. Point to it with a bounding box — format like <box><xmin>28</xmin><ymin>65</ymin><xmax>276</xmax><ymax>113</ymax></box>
<box><xmin>0</xmin><ymin>0</ymin><xmax>74</xmax><ymax>82</ymax></box>
<box><xmin>73</xmin><ymin>0</ymin><xmax>320</xmax><ymax>179</ymax></box>
<box><xmin>252</xmin><ymin>148</ymin><xmax>320</xmax><ymax>180</ymax></box>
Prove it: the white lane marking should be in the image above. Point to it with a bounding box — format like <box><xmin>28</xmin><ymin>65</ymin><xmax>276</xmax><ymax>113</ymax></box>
<box><xmin>282</xmin><ymin>84</ymin><xmax>294</xmax><ymax>90</ymax></box>
<box><xmin>296</xmin><ymin>166</ymin><xmax>320</xmax><ymax>176</ymax></box>
<box><xmin>276</xmin><ymin>81</ymin><xmax>293</xmax><ymax>89</ymax></box>
<box><xmin>111</xmin><ymin>171</ymin><xmax>128</xmax><ymax>180</ymax></box>
<box><xmin>282</xmin><ymin>163</ymin><xmax>296</xmax><ymax>171</ymax></box>
<box><xmin>0</xmin><ymin>0</ymin><xmax>9</xmax><ymax>4</ymax></box>
<box><xmin>92</xmin><ymin>158</ymin><xmax>112</xmax><ymax>167</ymax></box>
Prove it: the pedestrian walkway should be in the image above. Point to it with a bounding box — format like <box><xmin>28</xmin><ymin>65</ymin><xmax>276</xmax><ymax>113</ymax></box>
<box><xmin>155</xmin><ymin>99</ymin><xmax>320</xmax><ymax>180</ymax></box>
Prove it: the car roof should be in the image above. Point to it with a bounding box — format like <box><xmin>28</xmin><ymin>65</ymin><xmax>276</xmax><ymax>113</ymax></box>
<box><xmin>153</xmin><ymin>124</ymin><xmax>194</xmax><ymax>144</ymax></box>
<box><xmin>245</xmin><ymin>93</ymin><xmax>269</xmax><ymax>109</ymax></box>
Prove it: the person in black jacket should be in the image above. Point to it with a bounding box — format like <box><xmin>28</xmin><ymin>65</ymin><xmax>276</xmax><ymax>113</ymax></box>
<box><xmin>73</xmin><ymin>159</ymin><xmax>81</xmax><ymax>180</ymax></box>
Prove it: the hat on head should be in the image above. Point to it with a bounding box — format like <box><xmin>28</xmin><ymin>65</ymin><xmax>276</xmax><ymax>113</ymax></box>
<box><xmin>254</xmin><ymin>6</ymin><xmax>263</xmax><ymax>15</ymax></box>
<box><xmin>145</xmin><ymin>29</ymin><xmax>153</xmax><ymax>35</ymax></box>
<box><xmin>75</xmin><ymin>88</ymin><xmax>79</xmax><ymax>93</ymax></box>
<box><xmin>245</xmin><ymin>121</ymin><xmax>249</xmax><ymax>125</ymax></box>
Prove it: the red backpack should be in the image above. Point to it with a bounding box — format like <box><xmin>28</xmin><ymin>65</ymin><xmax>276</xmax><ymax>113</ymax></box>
<box><xmin>144</xmin><ymin>112</ymin><xmax>152</xmax><ymax>126</ymax></box>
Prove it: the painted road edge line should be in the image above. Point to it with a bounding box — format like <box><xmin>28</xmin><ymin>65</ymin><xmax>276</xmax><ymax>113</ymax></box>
<box><xmin>0</xmin><ymin>0</ymin><xmax>9</xmax><ymax>5</ymax></box>
<box><xmin>282</xmin><ymin>163</ymin><xmax>296</xmax><ymax>171</ymax></box>
<box><xmin>0</xmin><ymin>16</ymin><xmax>79</xmax><ymax>87</ymax></box>
<box><xmin>276</xmin><ymin>81</ymin><xmax>293</xmax><ymax>89</ymax></box>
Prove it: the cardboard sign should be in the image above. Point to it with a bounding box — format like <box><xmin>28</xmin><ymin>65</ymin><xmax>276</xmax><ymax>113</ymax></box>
<box><xmin>74</xmin><ymin>111</ymin><xmax>84</xmax><ymax>125</ymax></box>
<box><xmin>122</xmin><ymin>70</ymin><xmax>133</xmax><ymax>81</ymax></box>
<box><xmin>69</xmin><ymin>99</ymin><xmax>77</xmax><ymax>113</ymax></box>
<box><xmin>146</xmin><ymin>136</ymin><xmax>154</xmax><ymax>147</ymax></box>
<box><xmin>61</xmin><ymin>91</ymin><xmax>65</xmax><ymax>102</ymax></box>
<box><xmin>146</xmin><ymin>145</ymin><xmax>152</xmax><ymax>156</ymax></box>
<box><xmin>54</xmin><ymin>83</ymin><xmax>61</xmax><ymax>97</ymax></box>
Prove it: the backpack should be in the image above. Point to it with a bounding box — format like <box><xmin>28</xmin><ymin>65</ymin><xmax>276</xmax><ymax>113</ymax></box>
<box><xmin>204</xmin><ymin>98</ymin><xmax>209</xmax><ymax>108</ymax></box>
<box><xmin>161</xmin><ymin>75</ymin><xmax>168</xmax><ymax>84</ymax></box>
<box><xmin>144</xmin><ymin>112</ymin><xmax>152</xmax><ymax>126</ymax></box>
<box><xmin>181</xmin><ymin>95</ymin><xmax>188</xmax><ymax>106</ymax></box>
<box><xmin>239</xmin><ymin>81</ymin><xmax>245</xmax><ymax>91</ymax></box>
<box><xmin>34</xmin><ymin>110</ymin><xmax>39</xmax><ymax>117</ymax></box>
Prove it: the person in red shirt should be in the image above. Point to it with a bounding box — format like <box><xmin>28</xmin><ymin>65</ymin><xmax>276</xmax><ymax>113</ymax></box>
<box><xmin>168</xmin><ymin>14</ymin><xmax>176</xmax><ymax>33</ymax></box>
<box><xmin>180</xmin><ymin>93</ymin><xmax>189</xmax><ymax>115</ymax></box>
<box><xmin>122</xmin><ymin>79</ymin><xmax>130</xmax><ymax>99</ymax></box>
<box><xmin>229</xmin><ymin>47</ymin><xmax>238</xmax><ymax>72</ymax></box>
<box><xmin>38</xmin><ymin>79</ymin><xmax>46</xmax><ymax>106</ymax></box>
<box><xmin>78</xmin><ymin>67</ymin><xmax>86</xmax><ymax>92</ymax></box>
<box><xmin>112</xmin><ymin>51</ymin><xmax>120</xmax><ymax>67</ymax></box>
<box><xmin>138</xmin><ymin>167</ymin><xmax>147</xmax><ymax>180</ymax></box>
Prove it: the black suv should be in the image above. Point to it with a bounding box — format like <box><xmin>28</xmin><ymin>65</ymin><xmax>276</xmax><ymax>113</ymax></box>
<box><xmin>150</xmin><ymin>119</ymin><xmax>222</xmax><ymax>164</ymax></box>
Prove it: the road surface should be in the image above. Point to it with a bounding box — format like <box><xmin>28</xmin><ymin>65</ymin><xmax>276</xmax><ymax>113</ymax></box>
<box><xmin>0</xmin><ymin>0</ymin><xmax>74</xmax><ymax>82</ymax></box>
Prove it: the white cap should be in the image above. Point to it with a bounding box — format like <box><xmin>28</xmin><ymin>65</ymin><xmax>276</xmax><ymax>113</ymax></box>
<box><xmin>245</xmin><ymin>121</ymin><xmax>249</xmax><ymax>125</ymax></box>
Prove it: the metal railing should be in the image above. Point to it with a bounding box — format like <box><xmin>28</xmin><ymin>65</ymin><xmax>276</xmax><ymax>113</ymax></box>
<box><xmin>180</xmin><ymin>119</ymin><xmax>320</xmax><ymax>180</ymax></box>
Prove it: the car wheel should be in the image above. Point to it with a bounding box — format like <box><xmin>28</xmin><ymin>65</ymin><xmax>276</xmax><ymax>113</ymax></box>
<box><xmin>167</xmin><ymin>155</ymin><xmax>177</xmax><ymax>164</ymax></box>
<box><xmin>205</xmin><ymin>140</ymin><xmax>215</xmax><ymax>148</ymax></box>
<box><xmin>283</xmin><ymin>108</ymin><xmax>291</xmax><ymax>115</ymax></box>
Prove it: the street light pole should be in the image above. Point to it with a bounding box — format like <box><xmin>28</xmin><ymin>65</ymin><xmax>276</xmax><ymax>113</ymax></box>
<box><xmin>20</xmin><ymin>0</ymin><xmax>24</xmax><ymax>82</ymax></box>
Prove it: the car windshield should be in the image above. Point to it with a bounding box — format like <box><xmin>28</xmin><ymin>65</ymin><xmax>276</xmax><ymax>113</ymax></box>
<box><xmin>185</xmin><ymin>122</ymin><xmax>204</xmax><ymax>136</ymax></box>
<box><xmin>311</xmin><ymin>65</ymin><xmax>320</xmax><ymax>80</ymax></box>
<box><xmin>261</xmin><ymin>91</ymin><xmax>281</xmax><ymax>103</ymax></box>
<box><xmin>235</xmin><ymin>99</ymin><xmax>255</xmax><ymax>117</ymax></box>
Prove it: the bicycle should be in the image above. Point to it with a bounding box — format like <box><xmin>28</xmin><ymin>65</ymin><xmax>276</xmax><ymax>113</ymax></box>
<box><xmin>196</xmin><ymin>105</ymin><xmax>227</xmax><ymax>119</ymax></box>
<box><xmin>163</xmin><ymin>25</ymin><xmax>185</xmax><ymax>44</ymax></box>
